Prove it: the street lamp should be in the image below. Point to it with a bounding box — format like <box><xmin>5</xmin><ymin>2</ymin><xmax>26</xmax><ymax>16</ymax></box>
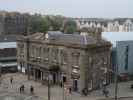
<box><xmin>0</xmin><ymin>63</ymin><xmax>2</xmax><ymax>77</ymax></box>
<box><xmin>62</xmin><ymin>75</ymin><xmax>65</xmax><ymax>100</ymax></box>
<box><xmin>47</xmin><ymin>72</ymin><xmax>51</xmax><ymax>100</ymax></box>
<box><xmin>114</xmin><ymin>65</ymin><xmax>118</xmax><ymax>100</ymax></box>
<box><xmin>100</xmin><ymin>66</ymin><xmax>118</xmax><ymax>100</ymax></box>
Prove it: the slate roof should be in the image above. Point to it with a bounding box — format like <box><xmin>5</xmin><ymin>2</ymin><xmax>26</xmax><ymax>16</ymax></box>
<box><xmin>48</xmin><ymin>33</ymin><xmax>97</xmax><ymax>45</ymax></box>
<box><xmin>21</xmin><ymin>31</ymin><xmax>111</xmax><ymax>48</ymax></box>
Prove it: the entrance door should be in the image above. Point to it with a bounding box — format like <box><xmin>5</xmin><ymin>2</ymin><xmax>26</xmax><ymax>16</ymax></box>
<box><xmin>35</xmin><ymin>69</ymin><xmax>41</xmax><ymax>80</ymax></box>
<box><xmin>53</xmin><ymin>73</ymin><xmax>56</xmax><ymax>84</ymax></box>
<box><xmin>73</xmin><ymin>79</ymin><xmax>78</xmax><ymax>91</ymax></box>
<box><xmin>37</xmin><ymin>70</ymin><xmax>41</xmax><ymax>80</ymax></box>
<box><xmin>63</xmin><ymin>76</ymin><xmax>66</xmax><ymax>83</ymax></box>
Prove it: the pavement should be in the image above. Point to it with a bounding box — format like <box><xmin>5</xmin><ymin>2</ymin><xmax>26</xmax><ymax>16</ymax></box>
<box><xmin>0</xmin><ymin>73</ymin><xmax>133</xmax><ymax>100</ymax></box>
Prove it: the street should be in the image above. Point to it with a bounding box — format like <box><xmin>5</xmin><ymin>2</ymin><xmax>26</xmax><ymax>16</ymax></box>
<box><xmin>0</xmin><ymin>73</ymin><xmax>133</xmax><ymax>100</ymax></box>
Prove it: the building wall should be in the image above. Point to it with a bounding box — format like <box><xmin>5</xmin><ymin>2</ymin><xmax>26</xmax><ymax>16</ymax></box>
<box><xmin>76</xmin><ymin>19</ymin><xmax>133</xmax><ymax>32</ymax></box>
<box><xmin>116</xmin><ymin>41</ymin><xmax>133</xmax><ymax>75</ymax></box>
<box><xmin>17</xmin><ymin>36</ymin><xmax>111</xmax><ymax>93</ymax></box>
<box><xmin>0</xmin><ymin>48</ymin><xmax>16</xmax><ymax>57</ymax></box>
<box><xmin>0</xmin><ymin>12</ymin><xmax>29</xmax><ymax>35</ymax></box>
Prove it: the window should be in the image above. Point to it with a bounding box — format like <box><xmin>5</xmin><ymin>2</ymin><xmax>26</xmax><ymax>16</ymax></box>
<box><xmin>125</xmin><ymin>45</ymin><xmax>129</xmax><ymax>70</ymax></box>
<box><xmin>52</xmin><ymin>48</ymin><xmax>58</xmax><ymax>62</ymax></box>
<box><xmin>43</xmin><ymin>47</ymin><xmax>49</xmax><ymax>61</ymax></box>
<box><xmin>30</xmin><ymin>45</ymin><xmax>34</xmax><ymax>58</ymax></box>
<box><xmin>61</xmin><ymin>50</ymin><xmax>68</xmax><ymax>64</ymax></box>
<box><xmin>72</xmin><ymin>52</ymin><xmax>80</xmax><ymax>66</ymax></box>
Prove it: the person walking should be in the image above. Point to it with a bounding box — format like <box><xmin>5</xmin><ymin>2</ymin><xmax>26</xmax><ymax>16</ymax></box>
<box><xmin>10</xmin><ymin>77</ymin><xmax>13</xmax><ymax>84</ymax></box>
<box><xmin>102</xmin><ymin>86</ymin><xmax>109</xmax><ymax>97</ymax></box>
<box><xmin>30</xmin><ymin>85</ymin><xmax>34</xmax><ymax>94</ymax></box>
<box><xmin>69</xmin><ymin>87</ymin><xmax>72</xmax><ymax>94</ymax></box>
<box><xmin>22</xmin><ymin>85</ymin><xmax>25</xmax><ymax>92</ymax></box>
<box><xmin>20</xmin><ymin>84</ymin><xmax>25</xmax><ymax>93</ymax></box>
<box><xmin>20</xmin><ymin>85</ymin><xmax>22</xmax><ymax>93</ymax></box>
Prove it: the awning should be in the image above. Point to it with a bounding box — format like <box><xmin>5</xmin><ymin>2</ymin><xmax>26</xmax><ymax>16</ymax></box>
<box><xmin>0</xmin><ymin>62</ymin><xmax>17</xmax><ymax>67</ymax></box>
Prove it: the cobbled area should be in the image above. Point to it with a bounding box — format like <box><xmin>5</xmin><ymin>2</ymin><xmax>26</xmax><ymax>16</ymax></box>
<box><xmin>0</xmin><ymin>73</ymin><xmax>133</xmax><ymax>100</ymax></box>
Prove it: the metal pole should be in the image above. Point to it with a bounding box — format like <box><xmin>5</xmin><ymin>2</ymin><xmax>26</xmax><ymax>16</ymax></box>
<box><xmin>0</xmin><ymin>65</ymin><xmax>1</xmax><ymax>84</ymax></box>
<box><xmin>48</xmin><ymin>73</ymin><xmax>51</xmax><ymax>100</ymax></box>
<box><xmin>62</xmin><ymin>76</ymin><xmax>64</xmax><ymax>100</ymax></box>
<box><xmin>0</xmin><ymin>65</ymin><xmax>1</xmax><ymax>77</ymax></box>
<box><xmin>114</xmin><ymin>65</ymin><xmax>118</xmax><ymax>100</ymax></box>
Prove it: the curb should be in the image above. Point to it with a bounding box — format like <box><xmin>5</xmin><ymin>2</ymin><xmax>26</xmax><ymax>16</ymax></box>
<box><xmin>99</xmin><ymin>96</ymin><xmax>133</xmax><ymax>100</ymax></box>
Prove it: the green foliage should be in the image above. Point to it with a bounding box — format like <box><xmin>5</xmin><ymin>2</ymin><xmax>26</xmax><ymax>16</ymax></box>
<box><xmin>29</xmin><ymin>14</ymin><xmax>50</xmax><ymax>33</ymax></box>
<box><xmin>63</xmin><ymin>19</ymin><xmax>77</xmax><ymax>34</ymax></box>
<box><xmin>29</xmin><ymin>14</ymin><xmax>64</xmax><ymax>33</ymax></box>
<box><xmin>47</xmin><ymin>15</ymin><xmax>64</xmax><ymax>31</ymax></box>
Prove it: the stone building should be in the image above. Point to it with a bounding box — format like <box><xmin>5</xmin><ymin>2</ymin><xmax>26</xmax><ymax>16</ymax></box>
<box><xmin>75</xmin><ymin>18</ymin><xmax>133</xmax><ymax>32</ymax></box>
<box><xmin>0</xmin><ymin>35</ymin><xmax>17</xmax><ymax>74</ymax></box>
<box><xmin>0</xmin><ymin>11</ymin><xmax>29</xmax><ymax>35</ymax></box>
<box><xmin>17</xmin><ymin>31</ymin><xmax>111</xmax><ymax>93</ymax></box>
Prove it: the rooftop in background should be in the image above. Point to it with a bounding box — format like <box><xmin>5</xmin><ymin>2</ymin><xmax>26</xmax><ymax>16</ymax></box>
<box><xmin>0</xmin><ymin>35</ymin><xmax>17</xmax><ymax>49</ymax></box>
<box><xmin>0</xmin><ymin>42</ymin><xmax>16</xmax><ymax>49</ymax></box>
<box><xmin>0</xmin><ymin>35</ymin><xmax>16</xmax><ymax>42</ymax></box>
<box><xmin>102</xmin><ymin>32</ymin><xmax>133</xmax><ymax>47</ymax></box>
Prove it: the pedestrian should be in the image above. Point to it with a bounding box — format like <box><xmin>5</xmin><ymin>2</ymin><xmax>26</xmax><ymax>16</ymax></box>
<box><xmin>82</xmin><ymin>88</ymin><xmax>88</xmax><ymax>96</ymax></box>
<box><xmin>10</xmin><ymin>77</ymin><xmax>13</xmax><ymax>84</ymax></box>
<box><xmin>102</xmin><ymin>87</ymin><xmax>109</xmax><ymax>97</ymax></box>
<box><xmin>69</xmin><ymin>87</ymin><xmax>72</xmax><ymax>94</ymax></box>
<box><xmin>30</xmin><ymin>85</ymin><xmax>34</xmax><ymax>94</ymax></box>
<box><xmin>20</xmin><ymin>85</ymin><xmax>22</xmax><ymax>93</ymax></box>
<box><xmin>20</xmin><ymin>84</ymin><xmax>25</xmax><ymax>93</ymax></box>
<box><xmin>22</xmin><ymin>85</ymin><xmax>25</xmax><ymax>92</ymax></box>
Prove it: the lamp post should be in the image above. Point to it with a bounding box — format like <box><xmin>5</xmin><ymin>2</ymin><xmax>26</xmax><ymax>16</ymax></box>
<box><xmin>114</xmin><ymin>65</ymin><xmax>118</xmax><ymax>100</ymax></box>
<box><xmin>47</xmin><ymin>72</ymin><xmax>51</xmax><ymax>100</ymax></box>
<box><xmin>100</xmin><ymin>67</ymin><xmax>118</xmax><ymax>100</ymax></box>
<box><xmin>0</xmin><ymin>63</ymin><xmax>2</xmax><ymax>77</ymax></box>
<box><xmin>62</xmin><ymin>75</ymin><xmax>65</xmax><ymax>100</ymax></box>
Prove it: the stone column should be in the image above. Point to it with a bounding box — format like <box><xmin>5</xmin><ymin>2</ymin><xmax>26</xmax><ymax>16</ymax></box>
<box><xmin>28</xmin><ymin>65</ymin><xmax>31</xmax><ymax>80</ymax></box>
<box><xmin>79</xmin><ymin>50</ymin><xmax>89</xmax><ymax>93</ymax></box>
<box><xmin>67</xmin><ymin>49</ymin><xmax>73</xmax><ymax>86</ymax></box>
<box><xmin>41</xmin><ymin>71</ymin><xmax>43</xmax><ymax>82</ymax></box>
<box><xmin>24</xmin><ymin>39</ymin><xmax>30</xmax><ymax>80</ymax></box>
<box><xmin>33</xmin><ymin>68</ymin><xmax>36</xmax><ymax>81</ymax></box>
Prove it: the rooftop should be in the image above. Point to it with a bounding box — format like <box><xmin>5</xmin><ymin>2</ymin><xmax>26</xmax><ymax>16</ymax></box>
<box><xmin>0</xmin><ymin>42</ymin><xmax>16</xmax><ymax>49</ymax></box>
<box><xmin>18</xmin><ymin>31</ymin><xmax>111</xmax><ymax>49</ymax></box>
<box><xmin>0</xmin><ymin>35</ymin><xmax>16</xmax><ymax>42</ymax></box>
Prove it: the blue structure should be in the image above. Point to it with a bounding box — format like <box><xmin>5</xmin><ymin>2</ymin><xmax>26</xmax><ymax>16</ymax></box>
<box><xmin>102</xmin><ymin>32</ymin><xmax>133</xmax><ymax>79</ymax></box>
<box><xmin>116</xmin><ymin>41</ymin><xmax>133</xmax><ymax>75</ymax></box>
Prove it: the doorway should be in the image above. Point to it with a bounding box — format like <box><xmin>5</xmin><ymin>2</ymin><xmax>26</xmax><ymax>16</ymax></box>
<box><xmin>73</xmin><ymin>79</ymin><xmax>78</xmax><ymax>91</ymax></box>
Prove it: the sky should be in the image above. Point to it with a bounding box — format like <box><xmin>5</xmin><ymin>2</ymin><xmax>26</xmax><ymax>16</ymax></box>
<box><xmin>0</xmin><ymin>0</ymin><xmax>132</xmax><ymax>18</ymax></box>
<box><xmin>102</xmin><ymin>32</ymin><xmax>133</xmax><ymax>47</ymax></box>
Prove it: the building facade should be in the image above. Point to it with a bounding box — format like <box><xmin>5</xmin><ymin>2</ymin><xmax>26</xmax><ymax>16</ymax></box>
<box><xmin>75</xmin><ymin>18</ymin><xmax>133</xmax><ymax>32</ymax></box>
<box><xmin>17</xmin><ymin>31</ymin><xmax>111</xmax><ymax>93</ymax></box>
<box><xmin>0</xmin><ymin>35</ymin><xmax>17</xmax><ymax>74</ymax></box>
<box><xmin>102</xmin><ymin>32</ymin><xmax>133</xmax><ymax>81</ymax></box>
<box><xmin>0</xmin><ymin>11</ymin><xmax>29</xmax><ymax>35</ymax></box>
<box><xmin>116</xmin><ymin>41</ymin><xmax>133</xmax><ymax>75</ymax></box>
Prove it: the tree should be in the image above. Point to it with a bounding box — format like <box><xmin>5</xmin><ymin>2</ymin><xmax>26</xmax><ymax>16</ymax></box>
<box><xmin>29</xmin><ymin>14</ymin><xmax>50</xmax><ymax>33</ymax></box>
<box><xmin>29</xmin><ymin>14</ymin><xmax>65</xmax><ymax>33</ymax></box>
<box><xmin>46</xmin><ymin>15</ymin><xmax>64</xmax><ymax>31</ymax></box>
<box><xmin>63</xmin><ymin>19</ymin><xmax>77</xmax><ymax>34</ymax></box>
